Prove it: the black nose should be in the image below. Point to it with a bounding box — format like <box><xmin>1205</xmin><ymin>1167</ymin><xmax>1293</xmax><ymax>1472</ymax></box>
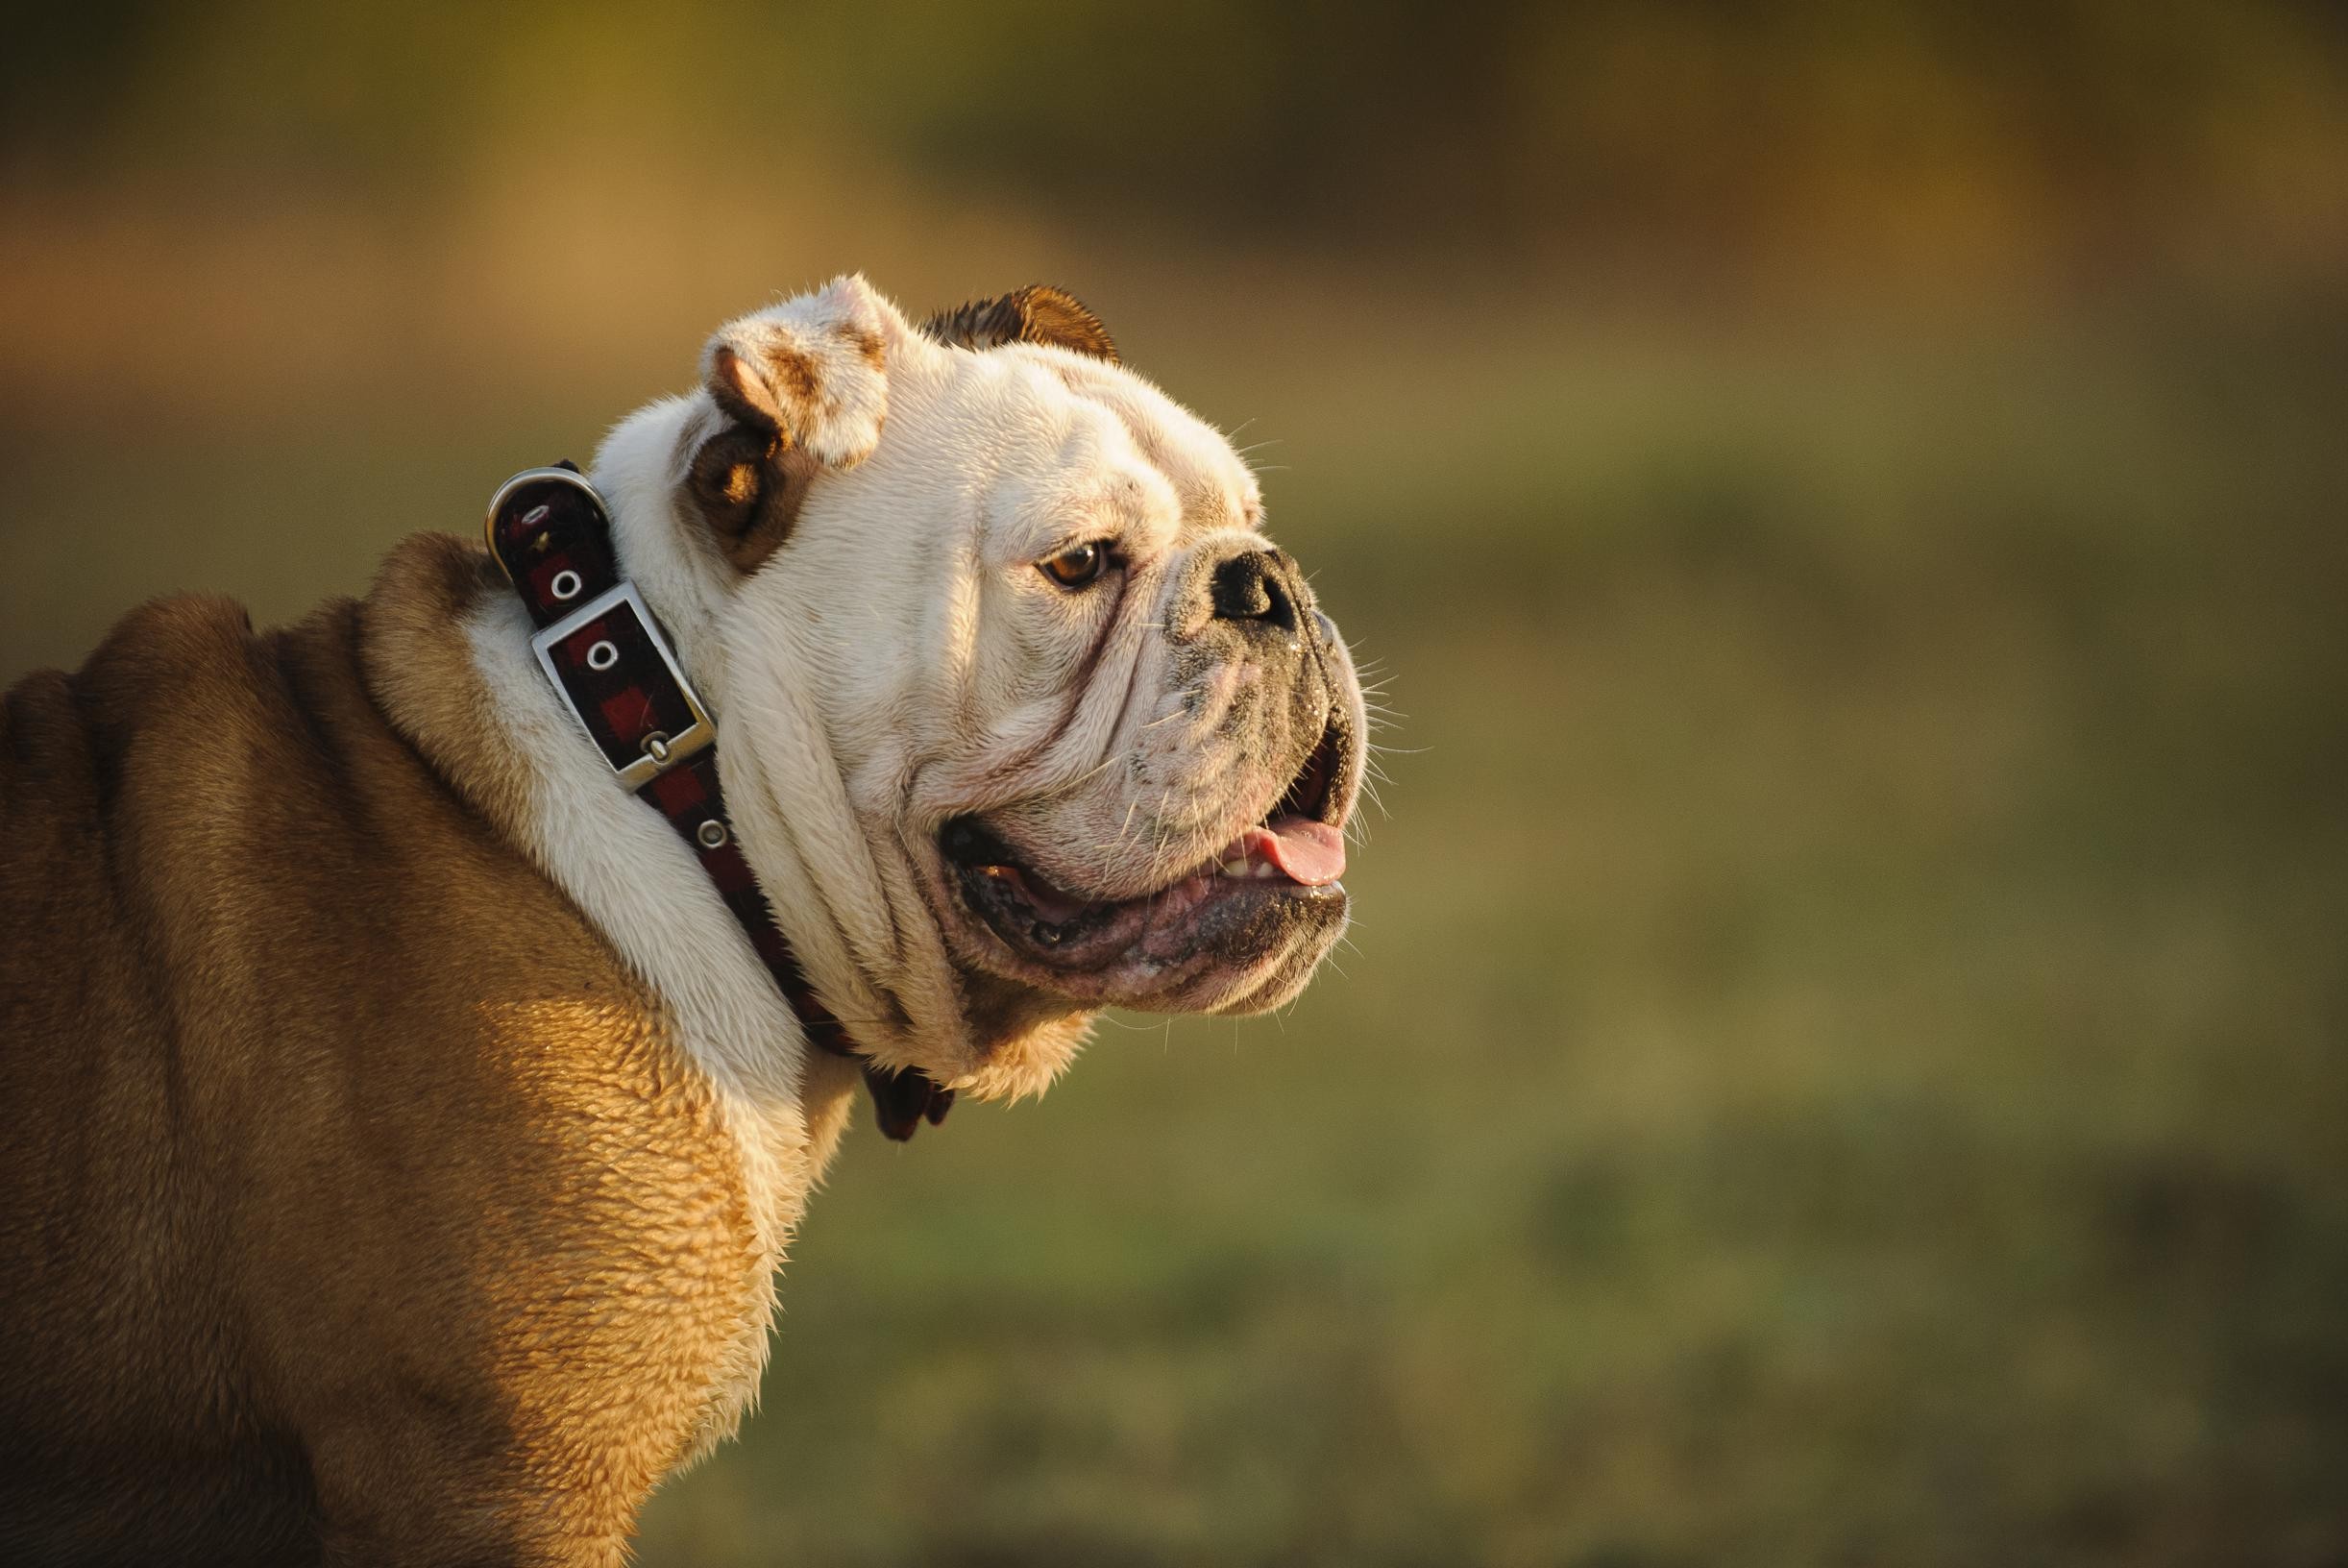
<box><xmin>1210</xmin><ymin>550</ymin><xmax>1297</xmax><ymax>633</ymax></box>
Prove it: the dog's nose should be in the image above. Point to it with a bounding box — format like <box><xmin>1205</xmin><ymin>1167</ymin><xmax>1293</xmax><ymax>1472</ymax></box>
<box><xmin>1210</xmin><ymin>550</ymin><xmax>1297</xmax><ymax>634</ymax></box>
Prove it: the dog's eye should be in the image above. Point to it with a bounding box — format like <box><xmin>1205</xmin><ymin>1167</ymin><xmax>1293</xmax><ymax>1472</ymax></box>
<box><xmin>1038</xmin><ymin>541</ymin><xmax>1112</xmax><ymax>589</ymax></box>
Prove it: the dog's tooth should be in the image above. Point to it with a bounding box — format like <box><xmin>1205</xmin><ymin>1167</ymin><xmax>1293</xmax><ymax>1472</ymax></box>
<box><xmin>1220</xmin><ymin>859</ymin><xmax>1248</xmax><ymax>877</ymax></box>
<box><xmin>1254</xmin><ymin>862</ymin><xmax>1280</xmax><ymax>879</ymax></box>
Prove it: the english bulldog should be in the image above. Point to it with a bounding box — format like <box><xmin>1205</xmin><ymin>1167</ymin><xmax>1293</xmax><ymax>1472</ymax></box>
<box><xmin>0</xmin><ymin>277</ymin><xmax>1364</xmax><ymax>1565</ymax></box>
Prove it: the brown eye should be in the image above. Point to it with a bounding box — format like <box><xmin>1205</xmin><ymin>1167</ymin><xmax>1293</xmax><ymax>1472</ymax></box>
<box><xmin>1039</xmin><ymin>541</ymin><xmax>1110</xmax><ymax>589</ymax></box>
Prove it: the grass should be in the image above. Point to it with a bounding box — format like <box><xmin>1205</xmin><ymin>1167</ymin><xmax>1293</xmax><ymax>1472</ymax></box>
<box><xmin>5</xmin><ymin>289</ymin><xmax>2342</xmax><ymax>1565</ymax></box>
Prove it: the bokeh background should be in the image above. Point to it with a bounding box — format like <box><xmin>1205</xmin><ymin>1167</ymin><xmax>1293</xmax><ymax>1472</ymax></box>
<box><xmin>6</xmin><ymin>3</ymin><xmax>2346</xmax><ymax>1562</ymax></box>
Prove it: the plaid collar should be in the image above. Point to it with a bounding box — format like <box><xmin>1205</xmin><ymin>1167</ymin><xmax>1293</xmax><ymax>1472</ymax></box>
<box><xmin>483</xmin><ymin>463</ymin><xmax>952</xmax><ymax>1141</ymax></box>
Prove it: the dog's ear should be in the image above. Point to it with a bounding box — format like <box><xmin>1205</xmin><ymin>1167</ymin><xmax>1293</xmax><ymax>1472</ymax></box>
<box><xmin>921</xmin><ymin>285</ymin><xmax>1117</xmax><ymax>364</ymax></box>
<box><xmin>689</xmin><ymin>275</ymin><xmax>903</xmax><ymax>571</ymax></box>
<box><xmin>699</xmin><ymin>275</ymin><xmax>897</xmax><ymax>470</ymax></box>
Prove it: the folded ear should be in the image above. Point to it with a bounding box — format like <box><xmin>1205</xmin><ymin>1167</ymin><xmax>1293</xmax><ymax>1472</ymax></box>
<box><xmin>699</xmin><ymin>275</ymin><xmax>899</xmax><ymax>470</ymax></box>
<box><xmin>921</xmin><ymin>284</ymin><xmax>1117</xmax><ymax>364</ymax></box>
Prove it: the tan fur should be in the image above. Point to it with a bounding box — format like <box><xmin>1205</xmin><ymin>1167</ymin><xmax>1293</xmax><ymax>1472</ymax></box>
<box><xmin>0</xmin><ymin>536</ymin><xmax>779</xmax><ymax>1566</ymax></box>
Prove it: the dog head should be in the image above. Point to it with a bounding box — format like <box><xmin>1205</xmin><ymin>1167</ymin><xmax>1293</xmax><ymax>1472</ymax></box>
<box><xmin>593</xmin><ymin>276</ymin><xmax>1365</xmax><ymax>1101</ymax></box>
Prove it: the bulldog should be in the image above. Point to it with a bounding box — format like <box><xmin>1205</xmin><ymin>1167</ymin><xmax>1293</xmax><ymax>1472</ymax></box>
<box><xmin>0</xmin><ymin>277</ymin><xmax>1364</xmax><ymax>1565</ymax></box>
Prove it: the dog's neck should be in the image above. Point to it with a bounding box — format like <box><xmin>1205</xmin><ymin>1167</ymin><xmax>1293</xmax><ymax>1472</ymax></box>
<box><xmin>479</xmin><ymin>461</ymin><xmax>957</xmax><ymax>1138</ymax></box>
<box><xmin>587</xmin><ymin>409</ymin><xmax>1099</xmax><ymax>1103</ymax></box>
<box><xmin>389</xmin><ymin>408</ymin><xmax>1096</xmax><ymax>1157</ymax></box>
<box><xmin>408</xmin><ymin>423</ymin><xmax>1026</xmax><ymax>1105</ymax></box>
<box><xmin>582</xmin><ymin>421</ymin><xmax>984</xmax><ymax>1086</ymax></box>
<box><xmin>357</xmin><ymin>534</ymin><xmax>861</xmax><ymax>1252</ymax></box>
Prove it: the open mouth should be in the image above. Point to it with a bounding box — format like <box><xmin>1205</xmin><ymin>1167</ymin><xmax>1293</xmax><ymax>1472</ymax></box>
<box><xmin>939</xmin><ymin>717</ymin><xmax>1351</xmax><ymax>971</ymax></box>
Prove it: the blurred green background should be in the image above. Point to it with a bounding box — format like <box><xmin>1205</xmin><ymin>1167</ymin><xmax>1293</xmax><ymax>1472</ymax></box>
<box><xmin>6</xmin><ymin>3</ymin><xmax>2346</xmax><ymax>1563</ymax></box>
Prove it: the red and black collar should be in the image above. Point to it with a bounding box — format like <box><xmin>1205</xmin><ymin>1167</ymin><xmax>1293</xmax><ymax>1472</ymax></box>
<box><xmin>483</xmin><ymin>463</ymin><xmax>951</xmax><ymax>1140</ymax></box>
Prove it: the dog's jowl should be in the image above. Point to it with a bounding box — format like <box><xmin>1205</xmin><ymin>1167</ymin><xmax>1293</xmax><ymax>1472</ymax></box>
<box><xmin>0</xmin><ymin>277</ymin><xmax>1364</xmax><ymax>1566</ymax></box>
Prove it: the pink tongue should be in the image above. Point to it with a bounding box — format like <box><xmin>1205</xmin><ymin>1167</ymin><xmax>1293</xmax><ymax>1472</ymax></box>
<box><xmin>1246</xmin><ymin>817</ymin><xmax>1347</xmax><ymax>886</ymax></box>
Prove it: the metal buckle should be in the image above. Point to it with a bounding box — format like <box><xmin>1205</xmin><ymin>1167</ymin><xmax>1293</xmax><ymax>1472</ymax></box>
<box><xmin>529</xmin><ymin>581</ymin><xmax>717</xmax><ymax>791</ymax></box>
<box><xmin>482</xmin><ymin>466</ymin><xmax>604</xmax><ymax>583</ymax></box>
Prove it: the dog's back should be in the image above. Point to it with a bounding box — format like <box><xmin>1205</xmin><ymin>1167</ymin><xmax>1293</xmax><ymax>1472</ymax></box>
<box><xmin>0</xmin><ymin>597</ymin><xmax>341</xmax><ymax>1561</ymax></box>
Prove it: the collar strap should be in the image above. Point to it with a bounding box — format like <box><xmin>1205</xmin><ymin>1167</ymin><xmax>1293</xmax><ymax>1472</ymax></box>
<box><xmin>483</xmin><ymin>464</ymin><xmax>952</xmax><ymax>1141</ymax></box>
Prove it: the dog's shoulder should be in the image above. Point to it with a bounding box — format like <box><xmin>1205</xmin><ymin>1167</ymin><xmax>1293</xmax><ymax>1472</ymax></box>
<box><xmin>355</xmin><ymin>529</ymin><xmax>542</xmax><ymax>824</ymax></box>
